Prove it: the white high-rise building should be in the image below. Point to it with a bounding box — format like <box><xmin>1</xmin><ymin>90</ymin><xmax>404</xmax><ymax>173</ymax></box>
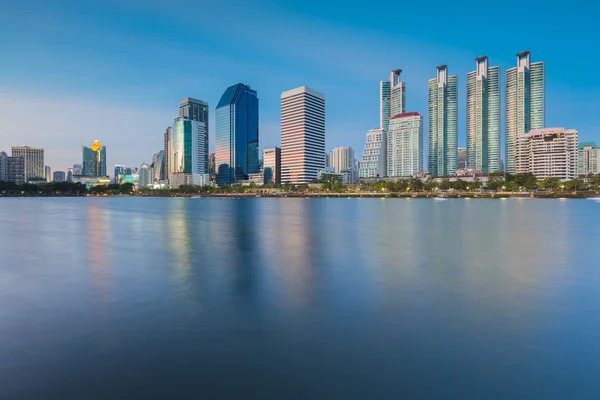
<box><xmin>466</xmin><ymin>56</ymin><xmax>500</xmax><ymax>173</ymax></box>
<box><xmin>578</xmin><ymin>142</ymin><xmax>599</xmax><ymax>177</ymax></box>
<box><xmin>138</xmin><ymin>163</ymin><xmax>151</xmax><ymax>188</ymax></box>
<box><xmin>506</xmin><ymin>51</ymin><xmax>545</xmax><ymax>174</ymax></box>
<box><xmin>516</xmin><ymin>128</ymin><xmax>577</xmax><ymax>180</ymax></box>
<box><xmin>359</xmin><ymin>128</ymin><xmax>387</xmax><ymax>179</ymax></box>
<box><xmin>387</xmin><ymin>112</ymin><xmax>423</xmax><ymax>178</ymax></box>
<box><xmin>281</xmin><ymin>86</ymin><xmax>325</xmax><ymax>184</ymax></box>
<box><xmin>329</xmin><ymin>147</ymin><xmax>355</xmax><ymax>173</ymax></box>
<box><xmin>11</xmin><ymin>145</ymin><xmax>44</xmax><ymax>182</ymax></box>
<box><xmin>380</xmin><ymin>69</ymin><xmax>405</xmax><ymax>132</ymax></box>
<box><xmin>428</xmin><ymin>65</ymin><xmax>458</xmax><ymax>176</ymax></box>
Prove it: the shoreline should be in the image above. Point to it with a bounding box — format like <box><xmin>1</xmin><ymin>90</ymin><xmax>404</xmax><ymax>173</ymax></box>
<box><xmin>1</xmin><ymin>192</ymin><xmax>598</xmax><ymax>199</ymax></box>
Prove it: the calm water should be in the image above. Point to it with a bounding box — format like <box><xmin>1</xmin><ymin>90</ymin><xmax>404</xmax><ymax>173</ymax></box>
<box><xmin>1</xmin><ymin>197</ymin><xmax>599</xmax><ymax>399</ymax></box>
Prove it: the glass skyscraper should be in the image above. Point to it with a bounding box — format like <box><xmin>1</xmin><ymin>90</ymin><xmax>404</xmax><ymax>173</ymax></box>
<box><xmin>505</xmin><ymin>51</ymin><xmax>545</xmax><ymax>174</ymax></box>
<box><xmin>215</xmin><ymin>84</ymin><xmax>259</xmax><ymax>186</ymax></box>
<box><xmin>82</xmin><ymin>140</ymin><xmax>107</xmax><ymax>177</ymax></box>
<box><xmin>167</xmin><ymin>117</ymin><xmax>208</xmax><ymax>186</ymax></box>
<box><xmin>428</xmin><ymin>65</ymin><xmax>458</xmax><ymax>177</ymax></box>
<box><xmin>466</xmin><ymin>56</ymin><xmax>500</xmax><ymax>173</ymax></box>
<box><xmin>380</xmin><ymin>69</ymin><xmax>405</xmax><ymax>132</ymax></box>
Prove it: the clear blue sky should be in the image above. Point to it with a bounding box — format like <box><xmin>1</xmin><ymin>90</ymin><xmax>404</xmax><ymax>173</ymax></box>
<box><xmin>1</xmin><ymin>0</ymin><xmax>599</xmax><ymax>173</ymax></box>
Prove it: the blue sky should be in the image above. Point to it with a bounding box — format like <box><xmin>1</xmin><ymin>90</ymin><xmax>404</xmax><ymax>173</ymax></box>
<box><xmin>1</xmin><ymin>0</ymin><xmax>599</xmax><ymax>173</ymax></box>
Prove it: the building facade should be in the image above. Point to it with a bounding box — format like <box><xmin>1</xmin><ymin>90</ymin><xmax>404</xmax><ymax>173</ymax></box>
<box><xmin>167</xmin><ymin>117</ymin><xmax>209</xmax><ymax>187</ymax></box>
<box><xmin>578</xmin><ymin>142</ymin><xmax>599</xmax><ymax>177</ymax></box>
<box><xmin>505</xmin><ymin>51</ymin><xmax>545</xmax><ymax>174</ymax></box>
<box><xmin>179</xmin><ymin>97</ymin><xmax>208</xmax><ymax>181</ymax></box>
<box><xmin>428</xmin><ymin>66</ymin><xmax>458</xmax><ymax>177</ymax></box>
<box><xmin>263</xmin><ymin>147</ymin><xmax>281</xmax><ymax>184</ymax></box>
<box><xmin>151</xmin><ymin>151</ymin><xmax>165</xmax><ymax>185</ymax></box>
<box><xmin>0</xmin><ymin>151</ymin><xmax>7</xmax><ymax>182</ymax></box>
<box><xmin>516</xmin><ymin>128</ymin><xmax>577</xmax><ymax>180</ymax></box>
<box><xmin>11</xmin><ymin>145</ymin><xmax>44</xmax><ymax>182</ymax></box>
<box><xmin>0</xmin><ymin>151</ymin><xmax>25</xmax><ymax>184</ymax></box>
<box><xmin>387</xmin><ymin>112</ymin><xmax>423</xmax><ymax>178</ymax></box>
<box><xmin>82</xmin><ymin>140</ymin><xmax>107</xmax><ymax>177</ymax></box>
<box><xmin>457</xmin><ymin>148</ymin><xmax>467</xmax><ymax>170</ymax></box>
<box><xmin>53</xmin><ymin>171</ymin><xmax>66</xmax><ymax>182</ymax></box>
<box><xmin>329</xmin><ymin>146</ymin><xmax>357</xmax><ymax>184</ymax></box>
<box><xmin>466</xmin><ymin>56</ymin><xmax>500</xmax><ymax>173</ymax></box>
<box><xmin>281</xmin><ymin>86</ymin><xmax>326</xmax><ymax>184</ymax></box>
<box><xmin>215</xmin><ymin>84</ymin><xmax>259</xmax><ymax>185</ymax></box>
<box><xmin>138</xmin><ymin>163</ymin><xmax>151</xmax><ymax>188</ymax></box>
<box><xmin>359</xmin><ymin>128</ymin><xmax>387</xmax><ymax>179</ymax></box>
<box><xmin>45</xmin><ymin>166</ymin><xmax>51</xmax><ymax>182</ymax></box>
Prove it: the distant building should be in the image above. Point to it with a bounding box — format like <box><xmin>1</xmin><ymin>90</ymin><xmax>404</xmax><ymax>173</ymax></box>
<box><xmin>151</xmin><ymin>151</ymin><xmax>165</xmax><ymax>186</ymax></box>
<box><xmin>45</xmin><ymin>166</ymin><xmax>52</xmax><ymax>182</ymax></box>
<box><xmin>138</xmin><ymin>163</ymin><xmax>151</xmax><ymax>188</ymax></box>
<box><xmin>167</xmin><ymin>117</ymin><xmax>209</xmax><ymax>187</ymax></box>
<box><xmin>209</xmin><ymin>152</ymin><xmax>216</xmax><ymax>176</ymax></box>
<box><xmin>578</xmin><ymin>142</ymin><xmax>598</xmax><ymax>177</ymax></box>
<box><xmin>11</xmin><ymin>145</ymin><xmax>44</xmax><ymax>182</ymax></box>
<box><xmin>0</xmin><ymin>151</ymin><xmax>25</xmax><ymax>184</ymax></box>
<box><xmin>330</xmin><ymin>147</ymin><xmax>355</xmax><ymax>173</ymax></box>
<box><xmin>67</xmin><ymin>168</ymin><xmax>73</xmax><ymax>182</ymax></box>
<box><xmin>359</xmin><ymin>128</ymin><xmax>386</xmax><ymax>179</ymax></box>
<box><xmin>428</xmin><ymin>65</ymin><xmax>458</xmax><ymax>176</ymax></box>
<box><xmin>53</xmin><ymin>171</ymin><xmax>66</xmax><ymax>182</ymax></box>
<box><xmin>179</xmin><ymin>97</ymin><xmax>209</xmax><ymax>181</ymax></box>
<box><xmin>215</xmin><ymin>84</ymin><xmax>258</xmax><ymax>185</ymax></box>
<box><xmin>263</xmin><ymin>147</ymin><xmax>281</xmax><ymax>184</ymax></box>
<box><xmin>505</xmin><ymin>51</ymin><xmax>545</xmax><ymax>174</ymax></box>
<box><xmin>73</xmin><ymin>164</ymin><xmax>82</xmax><ymax>176</ymax></box>
<box><xmin>281</xmin><ymin>86</ymin><xmax>325</xmax><ymax>184</ymax></box>
<box><xmin>457</xmin><ymin>148</ymin><xmax>467</xmax><ymax>170</ymax></box>
<box><xmin>73</xmin><ymin>176</ymin><xmax>111</xmax><ymax>188</ymax></box>
<box><xmin>380</xmin><ymin>69</ymin><xmax>405</xmax><ymax>132</ymax></box>
<box><xmin>82</xmin><ymin>140</ymin><xmax>107</xmax><ymax>177</ymax></box>
<box><xmin>466</xmin><ymin>56</ymin><xmax>501</xmax><ymax>173</ymax></box>
<box><xmin>516</xmin><ymin>128</ymin><xmax>577</xmax><ymax>180</ymax></box>
<box><xmin>499</xmin><ymin>159</ymin><xmax>505</xmax><ymax>172</ymax></box>
<box><xmin>113</xmin><ymin>165</ymin><xmax>124</xmax><ymax>184</ymax></box>
<box><xmin>163</xmin><ymin>126</ymin><xmax>171</xmax><ymax>186</ymax></box>
<box><xmin>387</xmin><ymin>112</ymin><xmax>423</xmax><ymax>178</ymax></box>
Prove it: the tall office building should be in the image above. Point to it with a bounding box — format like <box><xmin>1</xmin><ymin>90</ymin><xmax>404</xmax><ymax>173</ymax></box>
<box><xmin>505</xmin><ymin>51</ymin><xmax>545</xmax><ymax>174</ymax></box>
<box><xmin>578</xmin><ymin>142</ymin><xmax>599</xmax><ymax>177</ymax></box>
<box><xmin>281</xmin><ymin>86</ymin><xmax>325</xmax><ymax>184</ymax></box>
<box><xmin>45</xmin><ymin>166</ymin><xmax>52</xmax><ymax>182</ymax></box>
<box><xmin>516</xmin><ymin>128</ymin><xmax>577</xmax><ymax>180</ymax></box>
<box><xmin>151</xmin><ymin>151</ymin><xmax>165</xmax><ymax>184</ymax></box>
<box><xmin>263</xmin><ymin>147</ymin><xmax>281</xmax><ymax>184</ymax></box>
<box><xmin>167</xmin><ymin>117</ymin><xmax>209</xmax><ymax>187</ymax></box>
<box><xmin>428</xmin><ymin>65</ymin><xmax>458</xmax><ymax>177</ymax></box>
<box><xmin>163</xmin><ymin>127</ymin><xmax>171</xmax><ymax>185</ymax></box>
<box><xmin>380</xmin><ymin>69</ymin><xmax>405</xmax><ymax>132</ymax></box>
<box><xmin>72</xmin><ymin>164</ymin><xmax>82</xmax><ymax>176</ymax></box>
<box><xmin>215</xmin><ymin>84</ymin><xmax>259</xmax><ymax>185</ymax></box>
<box><xmin>179</xmin><ymin>97</ymin><xmax>208</xmax><ymax>178</ymax></box>
<box><xmin>53</xmin><ymin>171</ymin><xmax>66</xmax><ymax>182</ymax></box>
<box><xmin>11</xmin><ymin>145</ymin><xmax>44</xmax><ymax>182</ymax></box>
<box><xmin>1</xmin><ymin>152</ymin><xmax>25</xmax><ymax>184</ymax></box>
<box><xmin>387</xmin><ymin>112</ymin><xmax>423</xmax><ymax>178</ymax></box>
<box><xmin>359</xmin><ymin>128</ymin><xmax>387</xmax><ymax>179</ymax></box>
<box><xmin>466</xmin><ymin>56</ymin><xmax>500</xmax><ymax>173</ymax></box>
<box><xmin>82</xmin><ymin>140</ymin><xmax>107</xmax><ymax>177</ymax></box>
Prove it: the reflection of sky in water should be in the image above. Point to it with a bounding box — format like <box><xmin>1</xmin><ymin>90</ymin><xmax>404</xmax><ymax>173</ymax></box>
<box><xmin>1</xmin><ymin>198</ymin><xmax>600</xmax><ymax>399</ymax></box>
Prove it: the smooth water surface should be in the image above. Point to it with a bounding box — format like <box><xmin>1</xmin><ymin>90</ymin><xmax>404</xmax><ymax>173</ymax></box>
<box><xmin>1</xmin><ymin>198</ymin><xmax>599</xmax><ymax>399</ymax></box>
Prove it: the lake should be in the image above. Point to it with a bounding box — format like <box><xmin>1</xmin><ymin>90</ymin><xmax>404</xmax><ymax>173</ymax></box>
<box><xmin>1</xmin><ymin>197</ymin><xmax>599</xmax><ymax>399</ymax></box>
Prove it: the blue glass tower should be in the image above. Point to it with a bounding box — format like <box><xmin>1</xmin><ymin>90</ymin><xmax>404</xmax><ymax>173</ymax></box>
<box><xmin>215</xmin><ymin>83</ymin><xmax>259</xmax><ymax>186</ymax></box>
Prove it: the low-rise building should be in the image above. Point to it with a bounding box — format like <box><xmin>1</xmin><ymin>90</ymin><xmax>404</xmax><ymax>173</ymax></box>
<box><xmin>516</xmin><ymin>127</ymin><xmax>578</xmax><ymax>180</ymax></box>
<box><xmin>578</xmin><ymin>142</ymin><xmax>598</xmax><ymax>177</ymax></box>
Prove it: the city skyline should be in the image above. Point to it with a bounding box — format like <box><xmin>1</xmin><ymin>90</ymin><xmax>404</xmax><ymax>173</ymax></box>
<box><xmin>1</xmin><ymin>1</ymin><xmax>598</xmax><ymax>173</ymax></box>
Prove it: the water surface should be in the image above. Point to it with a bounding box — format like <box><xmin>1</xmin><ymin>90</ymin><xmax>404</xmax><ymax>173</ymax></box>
<box><xmin>1</xmin><ymin>198</ymin><xmax>599</xmax><ymax>398</ymax></box>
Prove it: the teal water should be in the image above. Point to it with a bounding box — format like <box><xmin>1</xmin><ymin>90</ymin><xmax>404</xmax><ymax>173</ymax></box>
<box><xmin>1</xmin><ymin>198</ymin><xmax>599</xmax><ymax>399</ymax></box>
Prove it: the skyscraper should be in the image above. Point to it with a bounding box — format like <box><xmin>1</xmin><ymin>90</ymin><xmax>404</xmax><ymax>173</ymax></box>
<box><xmin>387</xmin><ymin>112</ymin><xmax>423</xmax><ymax>178</ymax></box>
<box><xmin>506</xmin><ymin>51</ymin><xmax>545</xmax><ymax>174</ymax></box>
<box><xmin>151</xmin><ymin>151</ymin><xmax>165</xmax><ymax>184</ymax></box>
<box><xmin>0</xmin><ymin>151</ymin><xmax>7</xmax><ymax>182</ymax></box>
<box><xmin>168</xmin><ymin>117</ymin><xmax>209</xmax><ymax>187</ymax></box>
<box><xmin>380</xmin><ymin>69</ymin><xmax>405</xmax><ymax>132</ymax></box>
<box><xmin>82</xmin><ymin>140</ymin><xmax>107</xmax><ymax>177</ymax></box>
<box><xmin>263</xmin><ymin>147</ymin><xmax>281</xmax><ymax>184</ymax></box>
<box><xmin>329</xmin><ymin>147</ymin><xmax>355</xmax><ymax>174</ymax></box>
<box><xmin>428</xmin><ymin>65</ymin><xmax>458</xmax><ymax>177</ymax></box>
<box><xmin>215</xmin><ymin>84</ymin><xmax>259</xmax><ymax>185</ymax></box>
<box><xmin>281</xmin><ymin>86</ymin><xmax>325</xmax><ymax>184</ymax></box>
<box><xmin>457</xmin><ymin>148</ymin><xmax>467</xmax><ymax>170</ymax></box>
<box><xmin>163</xmin><ymin>127</ymin><xmax>171</xmax><ymax>186</ymax></box>
<box><xmin>45</xmin><ymin>166</ymin><xmax>52</xmax><ymax>182</ymax></box>
<box><xmin>179</xmin><ymin>97</ymin><xmax>208</xmax><ymax>178</ymax></box>
<box><xmin>359</xmin><ymin>128</ymin><xmax>387</xmax><ymax>179</ymax></box>
<box><xmin>466</xmin><ymin>56</ymin><xmax>500</xmax><ymax>173</ymax></box>
<box><xmin>11</xmin><ymin>145</ymin><xmax>44</xmax><ymax>182</ymax></box>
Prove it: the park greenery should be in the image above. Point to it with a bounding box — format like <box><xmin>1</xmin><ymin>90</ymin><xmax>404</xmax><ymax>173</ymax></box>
<box><xmin>1</xmin><ymin>172</ymin><xmax>600</xmax><ymax>196</ymax></box>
